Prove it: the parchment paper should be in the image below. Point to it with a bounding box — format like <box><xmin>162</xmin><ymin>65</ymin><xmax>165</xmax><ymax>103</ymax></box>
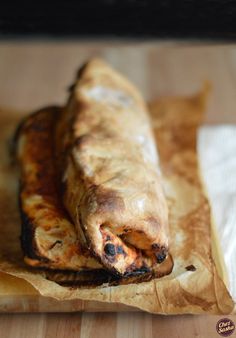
<box><xmin>0</xmin><ymin>87</ymin><xmax>234</xmax><ymax>314</ymax></box>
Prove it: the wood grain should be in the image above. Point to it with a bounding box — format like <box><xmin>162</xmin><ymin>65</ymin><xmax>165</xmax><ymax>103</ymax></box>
<box><xmin>0</xmin><ymin>41</ymin><xmax>236</xmax><ymax>337</ymax></box>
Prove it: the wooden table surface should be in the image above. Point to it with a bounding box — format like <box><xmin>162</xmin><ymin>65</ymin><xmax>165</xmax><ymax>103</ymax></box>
<box><xmin>0</xmin><ymin>40</ymin><xmax>236</xmax><ymax>338</ymax></box>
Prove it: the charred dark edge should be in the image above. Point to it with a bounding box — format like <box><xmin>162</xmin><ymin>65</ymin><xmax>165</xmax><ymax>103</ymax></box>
<box><xmin>44</xmin><ymin>268</ymin><xmax>116</xmax><ymax>287</ymax></box>
<box><xmin>44</xmin><ymin>268</ymin><xmax>152</xmax><ymax>287</ymax></box>
<box><xmin>16</xmin><ymin>107</ymin><xmax>61</xmax><ymax>264</ymax></box>
<box><xmin>45</xmin><ymin>254</ymin><xmax>174</xmax><ymax>288</ymax></box>
<box><xmin>45</xmin><ymin>256</ymin><xmax>173</xmax><ymax>289</ymax></box>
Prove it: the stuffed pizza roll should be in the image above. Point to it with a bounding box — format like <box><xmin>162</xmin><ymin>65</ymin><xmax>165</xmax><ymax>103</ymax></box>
<box><xmin>56</xmin><ymin>59</ymin><xmax>170</xmax><ymax>276</ymax></box>
<box><xmin>15</xmin><ymin>107</ymin><xmax>101</xmax><ymax>271</ymax></box>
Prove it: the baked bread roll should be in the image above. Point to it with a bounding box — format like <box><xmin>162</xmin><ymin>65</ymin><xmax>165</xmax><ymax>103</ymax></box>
<box><xmin>15</xmin><ymin>107</ymin><xmax>101</xmax><ymax>271</ymax></box>
<box><xmin>56</xmin><ymin>59</ymin><xmax>170</xmax><ymax>276</ymax></box>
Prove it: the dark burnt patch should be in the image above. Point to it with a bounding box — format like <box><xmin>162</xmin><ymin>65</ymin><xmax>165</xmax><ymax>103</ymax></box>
<box><xmin>155</xmin><ymin>246</ymin><xmax>168</xmax><ymax>264</ymax></box>
<box><xmin>124</xmin><ymin>263</ymin><xmax>151</xmax><ymax>277</ymax></box>
<box><xmin>48</xmin><ymin>240</ymin><xmax>63</xmax><ymax>250</ymax></box>
<box><xmin>45</xmin><ymin>255</ymin><xmax>175</xmax><ymax>288</ymax></box>
<box><xmin>156</xmin><ymin>252</ymin><xmax>167</xmax><ymax>263</ymax></box>
<box><xmin>151</xmin><ymin>243</ymin><xmax>160</xmax><ymax>250</ymax></box>
<box><xmin>104</xmin><ymin>243</ymin><xmax>116</xmax><ymax>257</ymax></box>
<box><xmin>117</xmin><ymin>245</ymin><xmax>126</xmax><ymax>256</ymax></box>
<box><xmin>45</xmin><ymin>268</ymin><xmax>116</xmax><ymax>287</ymax></box>
<box><xmin>185</xmin><ymin>264</ymin><xmax>196</xmax><ymax>271</ymax></box>
<box><xmin>126</xmin><ymin>265</ymin><xmax>150</xmax><ymax>276</ymax></box>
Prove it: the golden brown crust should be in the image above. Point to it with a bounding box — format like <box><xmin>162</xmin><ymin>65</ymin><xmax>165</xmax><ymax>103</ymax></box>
<box><xmin>57</xmin><ymin>59</ymin><xmax>170</xmax><ymax>276</ymax></box>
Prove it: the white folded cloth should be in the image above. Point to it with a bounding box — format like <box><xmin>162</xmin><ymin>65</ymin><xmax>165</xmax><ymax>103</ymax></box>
<box><xmin>198</xmin><ymin>126</ymin><xmax>236</xmax><ymax>302</ymax></box>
